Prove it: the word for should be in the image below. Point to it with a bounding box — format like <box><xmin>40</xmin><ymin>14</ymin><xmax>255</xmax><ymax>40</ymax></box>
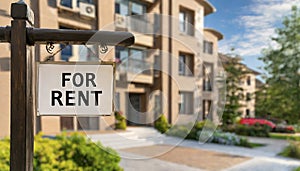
<box><xmin>51</xmin><ymin>72</ymin><xmax>102</xmax><ymax>106</ymax></box>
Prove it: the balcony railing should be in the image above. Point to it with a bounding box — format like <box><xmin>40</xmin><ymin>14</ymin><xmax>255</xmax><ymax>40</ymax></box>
<box><xmin>115</xmin><ymin>14</ymin><xmax>161</xmax><ymax>34</ymax></box>
<box><xmin>118</xmin><ymin>58</ymin><xmax>152</xmax><ymax>75</ymax></box>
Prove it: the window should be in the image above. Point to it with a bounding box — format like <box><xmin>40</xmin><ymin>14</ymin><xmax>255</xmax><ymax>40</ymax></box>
<box><xmin>246</xmin><ymin>109</ymin><xmax>250</xmax><ymax>117</ymax></box>
<box><xmin>178</xmin><ymin>53</ymin><xmax>194</xmax><ymax>76</ymax></box>
<box><xmin>203</xmin><ymin>63</ymin><xmax>213</xmax><ymax>91</ymax></box>
<box><xmin>246</xmin><ymin>92</ymin><xmax>251</xmax><ymax>101</ymax></box>
<box><xmin>0</xmin><ymin>57</ymin><xmax>10</xmax><ymax>71</ymax></box>
<box><xmin>179</xmin><ymin>92</ymin><xmax>194</xmax><ymax>114</ymax></box>
<box><xmin>77</xmin><ymin>117</ymin><xmax>99</xmax><ymax>130</ymax></box>
<box><xmin>116</xmin><ymin>46</ymin><xmax>149</xmax><ymax>74</ymax></box>
<box><xmin>179</xmin><ymin>7</ymin><xmax>194</xmax><ymax>36</ymax></box>
<box><xmin>178</xmin><ymin>55</ymin><xmax>185</xmax><ymax>75</ymax></box>
<box><xmin>154</xmin><ymin>95</ymin><xmax>162</xmax><ymax>117</ymax></box>
<box><xmin>247</xmin><ymin>76</ymin><xmax>251</xmax><ymax>86</ymax></box>
<box><xmin>115</xmin><ymin>0</ymin><xmax>146</xmax><ymax>16</ymax></box>
<box><xmin>77</xmin><ymin>0</ymin><xmax>94</xmax><ymax>7</ymax></box>
<box><xmin>60</xmin><ymin>0</ymin><xmax>72</xmax><ymax>8</ymax></box>
<box><xmin>116</xmin><ymin>46</ymin><xmax>146</xmax><ymax>61</ymax></box>
<box><xmin>116</xmin><ymin>46</ymin><xmax>129</xmax><ymax>61</ymax></box>
<box><xmin>115</xmin><ymin>92</ymin><xmax>120</xmax><ymax>111</ymax></box>
<box><xmin>78</xmin><ymin>45</ymin><xmax>98</xmax><ymax>61</ymax></box>
<box><xmin>203</xmin><ymin>40</ymin><xmax>213</xmax><ymax>54</ymax></box>
<box><xmin>60</xmin><ymin>117</ymin><xmax>74</xmax><ymax>131</ymax></box>
<box><xmin>61</xmin><ymin>44</ymin><xmax>73</xmax><ymax>61</ymax></box>
<box><xmin>202</xmin><ymin>100</ymin><xmax>212</xmax><ymax>120</ymax></box>
<box><xmin>60</xmin><ymin>0</ymin><xmax>94</xmax><ymax>8</ymax></box>
<box><xmin>60</xmin><ymin>26</ymin><xmax>73</xmax><ymax>61</ymax></box>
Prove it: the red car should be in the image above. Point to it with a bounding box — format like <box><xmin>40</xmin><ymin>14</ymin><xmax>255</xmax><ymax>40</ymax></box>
<box><xmin>239</xmin><ymin>118</ymin><xmax>276</xmax><ymax>129</ymax></box>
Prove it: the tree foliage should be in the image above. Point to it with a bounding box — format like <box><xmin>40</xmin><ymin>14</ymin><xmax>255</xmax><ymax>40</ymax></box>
<box><xmin>222</xmin><ymin>55</ymin><xmax>247</xmax><ymax>125</ymax></box>
<box><xmin>258</xmin><ymin>6</ymin><xmax>300</xmax><ymax>123</ymax></box>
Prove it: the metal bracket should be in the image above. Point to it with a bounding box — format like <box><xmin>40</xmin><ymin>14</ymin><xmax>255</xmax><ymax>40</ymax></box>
<box><xmin>99</xmin><ymin>43</ymin><xmax>108</xmax><ymax>54</ymax></box>
<box><xmin>45</xmin><ymin>42</ymin><xmax>55</xmax><ymax>54</ymax></box>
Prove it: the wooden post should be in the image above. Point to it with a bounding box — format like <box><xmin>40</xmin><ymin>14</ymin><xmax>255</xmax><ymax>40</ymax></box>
<box><xmin>10</xmin><ymin>1</ymin><xmax>34</xmax><ymax>171</ymax></box>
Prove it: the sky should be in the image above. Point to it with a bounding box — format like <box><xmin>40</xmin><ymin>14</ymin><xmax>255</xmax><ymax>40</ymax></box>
<box><xmin>205</xmin><ymin>0</ymin><xmax>300</xmax><ymax>75</ymax></box>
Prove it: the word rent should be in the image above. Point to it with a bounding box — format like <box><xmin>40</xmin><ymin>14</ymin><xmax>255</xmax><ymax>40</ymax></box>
<box><xmin>51</xmin><ymin>73</ymin><xmax>102</xmax><ymax>106</ymax></box>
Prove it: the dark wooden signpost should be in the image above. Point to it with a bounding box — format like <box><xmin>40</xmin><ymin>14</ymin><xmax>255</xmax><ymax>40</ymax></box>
<box><xmin>0</xmin><ymin>1</ymin><xmax>134</xmax><ymax>171</ymax></box>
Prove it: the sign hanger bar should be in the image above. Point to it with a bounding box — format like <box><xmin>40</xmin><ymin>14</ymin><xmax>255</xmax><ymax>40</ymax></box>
<box><xmin>0</xmin><ymin>27</ymin><xmax>135</xmax><ymax>46</ymax></box>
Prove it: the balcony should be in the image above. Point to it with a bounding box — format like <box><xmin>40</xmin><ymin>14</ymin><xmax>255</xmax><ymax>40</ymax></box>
<box><xmin>115</xmin><ymin>13</ymin><xmax>160</xmax><ymax>47</ymax></box>
<box><xmin>117</xmin><ymin>58</ymin><xmax>153</xmax><ymax>84</ymax></box>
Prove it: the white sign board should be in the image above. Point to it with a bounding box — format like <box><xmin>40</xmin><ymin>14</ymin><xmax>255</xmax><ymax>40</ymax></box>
<box><xmin>38</xmin><ymin>62</ymin><xmax>114</xmax><ymax>116</ymax></box>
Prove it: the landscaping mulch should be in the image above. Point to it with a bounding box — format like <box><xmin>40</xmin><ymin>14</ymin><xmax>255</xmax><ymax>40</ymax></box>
<box><xmin>121</xmin><ymin>144</ymin><xmax>250</xmax><ymax>171</ymax></box>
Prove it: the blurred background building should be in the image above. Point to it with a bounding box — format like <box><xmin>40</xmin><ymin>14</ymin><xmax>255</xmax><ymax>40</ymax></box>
<box><xmin>0</xmin><ymin>0</ymin><xmax>227</xmax><ymax>137</ymax></box>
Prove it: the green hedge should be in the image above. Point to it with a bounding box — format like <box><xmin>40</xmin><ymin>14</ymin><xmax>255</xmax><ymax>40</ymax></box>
<box><xmin>166</xmin><ymin>121</ymin><xmax>212</xmax><ymax>139</ymax></box>
<box><xmin>0</xmin><ymin>133</ymin><xmax>123</xmax><ymax>171</ymax></box>
<box><xmin>222</xmin><ymin>124</ymin><xmax>271</xmax><ymax>137</ymax></box>
<box><xmin>166</xmin><ymin>121</ymin><xmax>252</xmax><ymax>147</ymax></box>
<box><xmin>154</xmin><ymin>114</ymin><xmax>170</xmax><ymax>133</ymax></box>
<box><xmin>115</xmin><ymin>111</ymin><xmax>127</xmax><ymax>130</ymax></box>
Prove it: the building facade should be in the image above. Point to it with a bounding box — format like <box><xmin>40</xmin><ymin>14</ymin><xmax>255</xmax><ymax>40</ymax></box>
<box><xmin>219</xmin><ymin>53</ymin><xmax>259</xmax><ymax>118</ymax></box>
<box><xmin>0</xmin><ymin>0</ymin><xmax>223</xmax><ymax>137</ymax></box>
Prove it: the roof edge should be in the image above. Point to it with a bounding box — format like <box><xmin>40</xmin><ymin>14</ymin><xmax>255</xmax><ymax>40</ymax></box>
<box><xmin>197</xmin><ymin>0</ymin><xmax>216</xmax><ymax>16</ymax></box>
<box><xmin>204</xmin><ymin>28</ymin><xmax>224</xmax><ymax>40</ymax></box>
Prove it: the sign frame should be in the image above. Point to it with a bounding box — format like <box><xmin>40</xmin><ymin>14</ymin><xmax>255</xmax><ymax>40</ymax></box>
<box><xmin>36</xmin><ymin>61</ymin><xmax>116</xmax><ymax>116</ymax></box>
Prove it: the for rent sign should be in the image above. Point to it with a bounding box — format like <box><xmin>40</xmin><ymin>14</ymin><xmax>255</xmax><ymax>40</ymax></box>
<box><xmin>38</xmin><ymin>62</ymin><xmax>114</xmax><ymax>116</ymax></box>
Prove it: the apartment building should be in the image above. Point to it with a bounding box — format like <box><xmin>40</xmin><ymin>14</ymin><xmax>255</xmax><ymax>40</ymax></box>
<box><xmin>0</xmin><ymin>0</ymin><xmax>222</xmax><ymax>137</ymax></box>
<box><xmin>219</xmin><ymin>53</ymin><xmax>260</xmax><ymax>118</ymax></box>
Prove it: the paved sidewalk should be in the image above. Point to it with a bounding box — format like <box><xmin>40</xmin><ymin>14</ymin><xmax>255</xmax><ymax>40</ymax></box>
<box><xmin>89</xmin><ymin>127</ymin><xmax>300</xmax><ymax>171</ymax></box>
<box><xmin>118</xmin><ymin>151</ymin><xmax>202</xmax><ymax>171</ymax></box>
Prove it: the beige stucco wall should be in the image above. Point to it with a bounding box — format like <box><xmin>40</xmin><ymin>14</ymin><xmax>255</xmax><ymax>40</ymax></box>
<box><xmin>0</xmin><ymin>0</ymin><xmax>21</xmax><ymax>138</ymax></box>
<box><xmin>203</xmin><ymin>30</ymin><xmax>220</xmax><ymax>123</ymax></box>
<box><xmin>0</xmin><ymin>0</ymin><xmax>226</xmax><ymax>137</ymax></box>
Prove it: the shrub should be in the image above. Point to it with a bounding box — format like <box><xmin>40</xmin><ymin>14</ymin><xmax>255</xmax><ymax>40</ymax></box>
<box><xmin>0</xmin><ymin>133</ymin><xmax>123</xmax><ymax>171</ymax></box>
<box><xmin>186</xmin><ymin>121</ymin><xmax>215</xmax><ymax>140</ymax></box>
<box><xmin>293</xmin><ymin>124</ymin><xmax>300</xmax><ymax>133</ymax></box>
<box><xmin>115</xmin><ymin>111</ymin><xmax>127</xmax><ymax>130</ymax></box>
<box><xmin>166</xmin><ymin>125</ymin><xmax>190</xmax><ymax>138</ymax></box>
<box><xmin>207</xmin><ymin>131</ymin><xmax>251</xmax><ymax>147</ymax></box>
<box><xmin>280</xmin><ymin>141</ymin><xmax>300</xmax><ymax>159</ymax></box>
<box><xmin>165</xmin><ymin>122</ymin><xmax>252</xmax><ymax>148</ymax></box>
<box><xmin>0</xmin><ymin>138</ymin><xmax>10</xmax><ymax>171</ymax></box>
<box><xmin>154</xmin><ymin>114</ymin><xmax>170</xmax><ymax>133</ymax></box>
<box><xmin>222</xmin><ymin>124</ymin><xmax>270</xmax><ymax>137</ymax></box>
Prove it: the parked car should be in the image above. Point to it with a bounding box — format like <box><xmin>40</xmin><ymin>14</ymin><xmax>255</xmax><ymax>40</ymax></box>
<box><xmin>239</xmin><ymin>118</ymin><xmax>276</xmax><ymax>129</ymax></box>
<box><xmin>268</xmin><ymin>118</ymin><xmax>296</xmax><ymax>134</ymax></box>
<box><xmin>274</xmin><ymin>123</ymin><xmax>295</xmax><ymax>133</ymax></box>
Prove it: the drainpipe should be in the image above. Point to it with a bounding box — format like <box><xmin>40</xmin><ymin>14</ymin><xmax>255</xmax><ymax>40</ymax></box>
<box><xmin>168</xmin><ymin>0</ymin><xmax>172</xmax><ymax>124</ymax></box>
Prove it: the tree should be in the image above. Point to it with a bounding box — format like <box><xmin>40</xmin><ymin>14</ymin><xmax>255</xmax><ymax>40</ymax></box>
<box><xmin>221</xmin><ymin>53</ymin><xmax>247</xmax><ymax>125</ymax></box>
<box><xmin>259</xmin><ymin>6</ymin><xmax>300</xmax><ymax>123</ymax></box>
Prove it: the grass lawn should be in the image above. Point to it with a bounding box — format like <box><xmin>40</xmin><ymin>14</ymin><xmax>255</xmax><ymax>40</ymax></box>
<box><xmin>248</xmin><ymin>142</ymin><xmax>265</xmax><ymax>148</ymax></box>
<box><xmin>270</xmin><ymin>133</ymin><xmax>300</xmax><ymax>141</ymax></box>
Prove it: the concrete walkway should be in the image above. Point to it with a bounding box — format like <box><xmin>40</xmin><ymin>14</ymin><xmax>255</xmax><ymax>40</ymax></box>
<box><xmin>88</xmin><ymin>127</ymin><xmax>300</xmax><ymax>171</ymax></box>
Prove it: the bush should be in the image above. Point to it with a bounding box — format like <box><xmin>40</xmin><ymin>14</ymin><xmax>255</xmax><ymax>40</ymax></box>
<box><xmin>154</xmin><ymin>114</ymin><xmax>170</xmax><ymax>133</ymax></box>
<box><xmin>115</xmin><ymin>111</ymin><xmax>127</xmax><ymax>130</ymax></box>
<box><xmin>186</xmin><ymin>121</ymin><xmax>215</xmax><ymax>140</ymax></box>
<box><xmin>0</xmin><ymin>138</ymin><xmax>10</xmax><ymax>171</ymax></box>
<box><xmin>165</xmin><ymin>122</ymin><xmax>252</xmax><ymax>148</ymax></box>
<box><xmin>166</xmin><ymin>125</ymin><xmax>190</xmax><ymax>138</ymax></box>
<box><xmin>207</xmin><ymin>131</ymin><xmax>252</xmax><ymax>147</ymax></box>
<box><xmin>280</xmin><ymin>141</ymin><xmax>300</xmax><ymax>159</ymax></box>
<box><xmin>293</xmin><ymin>124</ymin><xmax>300</xmax><ymax>133</ymax></box>
<box><xmin>0</xmin><ymin>133</ymin><xmax>123</xmax><ymax>171</ymax></box>
<box><xmin>222</xmin><ymin>124</ymin><xmax>270</xmax><ymax>137</ymax></box>
<box><xmin>294</xmin><ymin>167</ymin><xmax>300</xmax><ymax>171</ymax></box>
